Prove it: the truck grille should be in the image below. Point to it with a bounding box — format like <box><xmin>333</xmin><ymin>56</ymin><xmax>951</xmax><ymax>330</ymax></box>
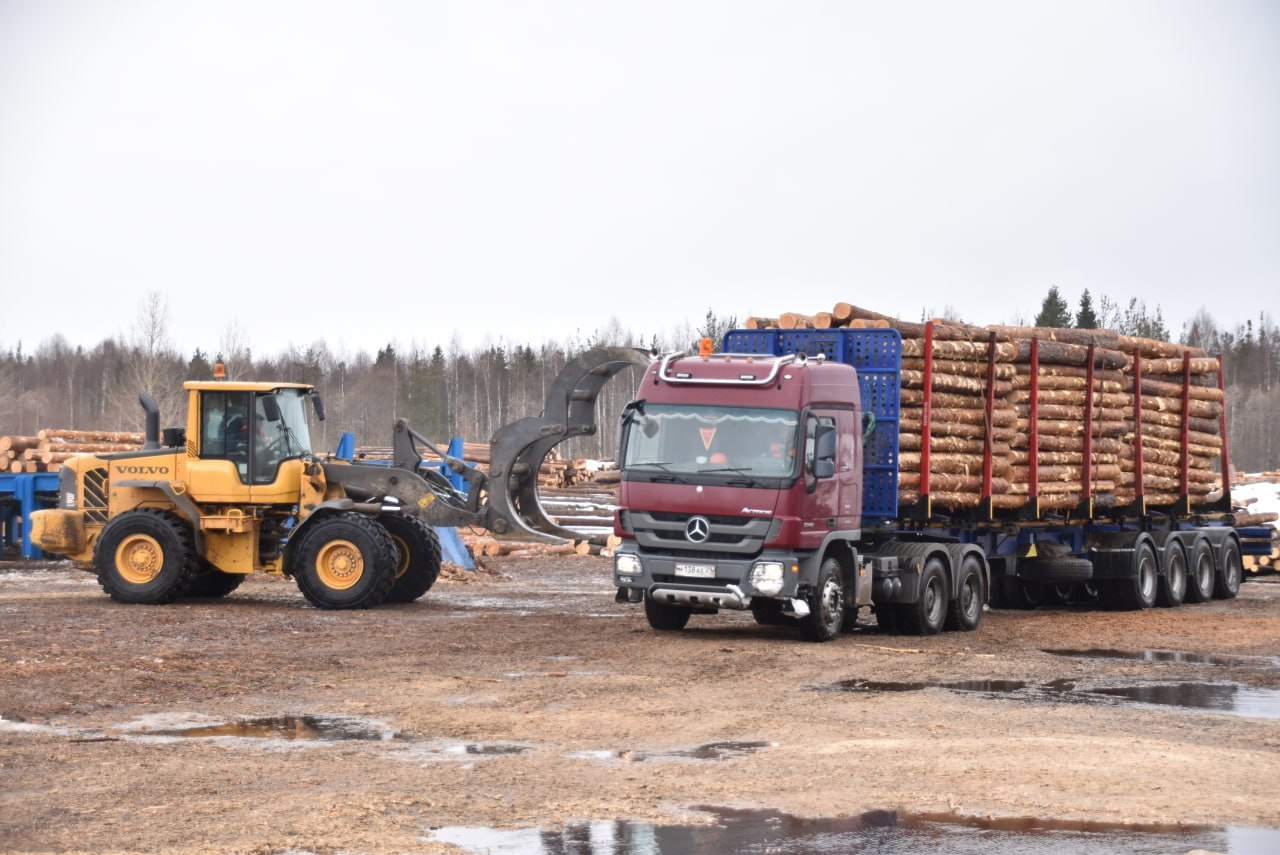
<box><xmin>629</xmin><ymin>510</ymin><xmax>773</xmax><ymax>555</ymax></box>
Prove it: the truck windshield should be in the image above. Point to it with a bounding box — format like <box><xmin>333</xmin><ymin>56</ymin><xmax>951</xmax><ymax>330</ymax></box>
<box><xmin>621</xmin><ymin>404</ymin><xmax>799</xmax><ymax>478</ymax></box>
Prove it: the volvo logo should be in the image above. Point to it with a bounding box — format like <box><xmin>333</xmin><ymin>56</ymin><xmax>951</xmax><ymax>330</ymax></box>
<box><xmin>685</xmin><ymin>516</ymin><xmax>711</xmax><ymax>543</ymax></box>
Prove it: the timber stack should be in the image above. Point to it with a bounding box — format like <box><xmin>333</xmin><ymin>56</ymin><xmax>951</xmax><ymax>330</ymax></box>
<box><xmin>1</xmin><ymin>429</ymin><xmax>143</xmax><ymax>474</ymax></box>
<box><xmin>747</xmin><ymin>301</ymin><xmax>1228</xmax><ymax>514</ymax></box>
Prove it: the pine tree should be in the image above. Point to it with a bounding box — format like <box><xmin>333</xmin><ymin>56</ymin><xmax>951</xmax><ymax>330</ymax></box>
<box><xmin>1034</xmin><ymin>286</ymin><xmax>1073</xmax><ymax>328</ymax></box>
<box><xmin>1075</xmin><ymin>289</ymin><xmax>1099</xmax><ymax>329</ymax></box>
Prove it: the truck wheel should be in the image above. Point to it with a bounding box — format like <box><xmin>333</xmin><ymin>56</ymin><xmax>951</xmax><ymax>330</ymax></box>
<box><xmin>800</xmin><ymin>557</ymin><xmax>845</xmax><ymax>642</ymax></box>
<box><xmin>899</xmin><ymin>556</ymin><xmax>948</xmax><ymax>636</ymax></box>
<box><xmin>186</xmin><ymin>562</ymin><xmax>245</xmax><ymax>598</ymax></box>
<box><xmin>379</xmin><ymin>514</ymin><xmax>442</xmax><ymax>603</ymax></box>
<box><xmin>874</xmin><ymin>604</ymin><xmax>901</xmax><ymax>634</ymax></box>
<box><xmin>94</xmin><ymin>509</ymin><xmax>197</xmax><ymax>605</ymax></box>
<box><xmin>1156</xmin><ymin>539</ymin><xmax>1187</xmax><ymax>608</ymax></box>
<box><xmin>644</xmin><ymin>592</ymin><xmax>691</xmax><ymax>631</ymax></box>
<box><xmin>1213</xmin><ymin>537</ymin><xmax>1243</xmax><ymax>600</ymax></box>
<box><xmin>751</xmin><ymin>599</ymin><xmax>798</xmax><ymax>627</ymax></box>
<box><xmin>1185</xmin><ymin>536</ymin><xmax>1215</xmax><ymax>603</ymax></box>
<box><xmin>944</xmin><ymin>553</ymin><xmax>985</xmax><ymax>632</ymax></box>
<box><xmin>291</xmin><ymin>512</ymin><xmax>397</xmax><ymax>610</ymax></box>
<box><xmin>1104</xmin><ymin>540</ymin><xmax>1158</xmax><ymax>611</ymax></box>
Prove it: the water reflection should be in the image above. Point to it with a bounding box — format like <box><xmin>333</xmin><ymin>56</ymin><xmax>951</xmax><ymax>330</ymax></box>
<box><xmin>428</xmin><ymin>806</ymin><xmax>1280</xmax><ymax>854</ymax></box>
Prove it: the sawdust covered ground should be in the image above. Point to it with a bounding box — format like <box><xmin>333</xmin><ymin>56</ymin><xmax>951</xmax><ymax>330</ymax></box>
<box><xmin>2</xmin><ymin>555</ymin><xmax>1279</xmax><ymax>854</ymax></box>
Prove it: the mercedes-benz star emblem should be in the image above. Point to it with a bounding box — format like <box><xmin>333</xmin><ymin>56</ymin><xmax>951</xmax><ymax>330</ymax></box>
<box><xmin>685</xmin><ymin>516</ymin><xmax>711</xmax><ymax>543</ymax></box>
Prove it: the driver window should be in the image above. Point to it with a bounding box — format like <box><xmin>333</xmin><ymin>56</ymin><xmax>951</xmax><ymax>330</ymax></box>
<box><xmin>805</xmin><ymin>415</ymin><xmax>836</xmax><ymax>472</ymax></box>
<box><xmin>201</xmin><ymin>390</ymin><xmax>252</xmax><ymax>482</ymax></box>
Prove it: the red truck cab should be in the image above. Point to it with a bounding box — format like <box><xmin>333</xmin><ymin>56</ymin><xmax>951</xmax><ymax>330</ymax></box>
<box><xmin>613</xmin><ymin>350</ymin><xmax>869</xmax><ymax>640</ymax></box>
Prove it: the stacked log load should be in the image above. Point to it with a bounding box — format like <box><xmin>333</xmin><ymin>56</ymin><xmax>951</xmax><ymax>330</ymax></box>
<box><xmin>1</xmin><ymin>430</ymin><xmax>143</xmax><ymax>473</ymax></box>
<box><xmin>747</xmin><ymin>302</ymin><xmax>1227</xmax><ymax>513</ymax></box>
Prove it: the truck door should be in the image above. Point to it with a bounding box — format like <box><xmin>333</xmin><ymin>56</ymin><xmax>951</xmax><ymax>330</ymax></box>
<box><xmin>800</xmin><ymin>411</ymin><xmax>842</xmax><ymax>550</ymax></box>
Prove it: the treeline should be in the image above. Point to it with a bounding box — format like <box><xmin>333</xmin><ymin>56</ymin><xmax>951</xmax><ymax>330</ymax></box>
<box><xmin>2</xmin><ymin>296</ymin><xmax>1277</xmax><ymax>472</ymax></box>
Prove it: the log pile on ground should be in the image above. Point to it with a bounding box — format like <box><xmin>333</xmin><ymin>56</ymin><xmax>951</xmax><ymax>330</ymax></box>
<box><xmin>748</xmin><ymin>302</ymin><xmax>1230</xmax><ymax>513</ymax></box>
<box><xmin>1</xmin><ymin>430</ymin><xmax>144</xmax><ymax>473</ymax></box>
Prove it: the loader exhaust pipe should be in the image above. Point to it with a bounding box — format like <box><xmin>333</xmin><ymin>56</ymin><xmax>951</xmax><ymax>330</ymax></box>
<box><xmin>139</xmin><ymin>392</ymin><xmax>162</xmax><ymax>450</ymax></box>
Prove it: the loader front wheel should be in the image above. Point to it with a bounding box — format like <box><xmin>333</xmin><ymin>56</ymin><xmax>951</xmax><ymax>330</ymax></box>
<box><xmin>380</xmin><ymin>514</ymin><xmax>442</xmax><ymax>603</ymax></box>
<box><xmin>292</xmin><ymin>513</ymin><xmax>397</xmax><ymax>609</ymax></box>
<box><xmin>95</xmin><ymin>510</ymin><xmax>197</xmax><ymax>605</ymax></box>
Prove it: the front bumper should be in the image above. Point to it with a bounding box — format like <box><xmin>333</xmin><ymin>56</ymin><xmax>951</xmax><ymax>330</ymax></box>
<box><xmin>612</xmin><ymin>545</ymin><xmax>809</xmax><ymax>609</ymax></box>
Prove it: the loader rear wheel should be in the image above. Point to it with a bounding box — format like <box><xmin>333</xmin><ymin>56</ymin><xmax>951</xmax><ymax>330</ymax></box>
<box><xmin>380</xmin><ymin>514</ymin><xmax>442</xmax><ymax>603</ymax></box>
<box><xmin>292</xmin><ymin>513</ymin><xmax>397</xmax><ymax>610</ymax></box>
<box><xmin>94</xmin><ymin>510</ymin><xmax>197</xmax><ymax>605</ymax></box>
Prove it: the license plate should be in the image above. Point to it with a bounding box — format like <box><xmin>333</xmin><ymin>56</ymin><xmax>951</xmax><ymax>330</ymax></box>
<box><xmin>674</xmin><ymin>562</ymin><xmax>715</xmax><ymax>579</ymax></box>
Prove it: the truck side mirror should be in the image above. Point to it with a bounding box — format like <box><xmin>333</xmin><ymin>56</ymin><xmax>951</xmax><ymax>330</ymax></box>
<box><xmin>812</xmin><ymin>425</ymin><xmax>837</xmax><ymax>479</ymax></box>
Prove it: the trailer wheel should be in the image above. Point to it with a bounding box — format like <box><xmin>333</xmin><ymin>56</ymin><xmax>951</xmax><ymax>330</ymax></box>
<box><xmin>1156</xmin><ymin>539</ymin><xmax>1187</xmax><ymax>608</ymax></box>
<box><xmin>644</xmin><ymin>592</ymin><xmax>691</xmax><ymax>631</ymax></box>
<box><xmin>379</xmin><ymin>514</ymin><xmax>442</xmax><ymax>603</ymax></box>
<box><xmin>800</xmin><ymin>557</ymin><xmax>845</xmax><ymax>642</ymax></box>
<box><xmin>945</xmin><ymin>553</ymin><xmax>985</xmax><ymax>632</ymax></box>
<box><xmin>899</xmin><ymin>556</ymin><xmax>948</xmax><ymax>636</ymax></box>
<box><xmin>998</xmin><ymin>577</ymin><xmax>1044</xmax><ymax>610</ymax></box>
<box><xmin>1213</xmin><ymin>537</ymin><xmax>1243</xmax><ymax>600</ymax></box>
<box><xmin>1104</xmin><ymin>540</ymin><xmax>1158</xmax><ymax>611</ymax></box>
<box><xmin>291</xmin><ymin>512</ymin><xmax>397</xmax><ymax>610</ymax></box>
<box><xmin>94</xmin><ymin>509</ymin><xmax>197</xmax><ymax>605</ymax></box>
<box><xmin>1185</xmin><ymin>536</ymin><xmax>1215</xmax><ymax>603</ymax></box>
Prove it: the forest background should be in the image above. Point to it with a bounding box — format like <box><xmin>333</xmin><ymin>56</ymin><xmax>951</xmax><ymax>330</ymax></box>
<box><xmin>2</xmin><ymin>288</ymin><xmax>1277</xmax><ymax>473</ymax></box>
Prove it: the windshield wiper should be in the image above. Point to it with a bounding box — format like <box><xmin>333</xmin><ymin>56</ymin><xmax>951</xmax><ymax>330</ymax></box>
<box><xmin>697</xmin><ymin>466</ymin><xmax>761</xmax><ymax>486</ymax></box>
<box><xmin>632</xmin><ymin>461</ymin><xmax>688</xmax><ymax>483</ymax></box>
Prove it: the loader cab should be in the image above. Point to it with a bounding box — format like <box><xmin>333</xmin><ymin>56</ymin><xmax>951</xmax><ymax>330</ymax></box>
<box><xmin>192</xmin><ymin>383</ymin><xmax>317</xmax><ymax>485</ymax></box>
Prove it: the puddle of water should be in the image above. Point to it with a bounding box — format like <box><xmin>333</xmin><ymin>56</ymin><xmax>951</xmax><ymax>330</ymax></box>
<box><xmin>1044</xmin><ymin>648</ymin><xmax>1279</xmax><ymax>667</ymax></box>
<box><xmin>633</xmin><ymin>741</ymin><xmax>771</xmax><ymax>762</ymax></box>
<box><xmin>426</xmin><ymin>806</ymin><xmax>1280</xmax><ymax>854</ymax></box>
<box><xmin>392</xmin><ymin>738</ymin><xmax>533</xmax><ymax>764</ymax></box>
<box><xmin>1083</xmin><ymin>683</ymin><xmax>1280</xmax><ymax>719</ymax></box>
<box><xmin>145</xmin><ymin>714</ymin><xmax>397</xmax><ymax>742</ymax></box>
<box><xmin>831</xmin><ymin>678</ymin><xmax>1280</xmax><ymax>720</ymax></box>
<box><xmin>838</xmin><ymin>679</ymin><xmax>1030</xmax><ymax>694</ymax></box>
<box><xmin>571</xmin><ymin>742</ymin><xmax>771</xmax><ymax>764</ymax></box>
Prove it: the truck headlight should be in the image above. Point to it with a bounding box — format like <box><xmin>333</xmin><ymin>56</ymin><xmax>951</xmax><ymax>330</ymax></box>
<box><xmin>750</xmin><ymin>561</ymin><xmax>785</xmax><ymax>596</ymax></box>
<box><xmin>615</xmin><ymin>553</ymin><xmax>642</xmax><ymax>576</ymax></box>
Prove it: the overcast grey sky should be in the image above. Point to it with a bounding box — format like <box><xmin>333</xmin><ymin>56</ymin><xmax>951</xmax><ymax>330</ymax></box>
<box><xmin>1</xmin><ymin>1</ymin><xmax>1277</xmax><ymax>358</ymax></box>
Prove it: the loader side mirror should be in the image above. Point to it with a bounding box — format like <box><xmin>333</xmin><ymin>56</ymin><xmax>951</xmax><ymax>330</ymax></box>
<box><xmin>311</xmin><ymin>394</ymin><xmax>326</xmax><ymax>422</ymax></box>
<box><xmin>261</xmin><ymin>396</ymin><xmax>282</xmax><ymax>423</ymax></box>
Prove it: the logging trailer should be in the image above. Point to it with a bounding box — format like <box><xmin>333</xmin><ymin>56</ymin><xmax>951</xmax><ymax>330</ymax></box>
<box><xmin>610</xmin><ymin>327</ymin><xmax>1270</xmax><ymax>641</ymax></box>
<box><xmin>27</xmin><ymin>349</ymin><xmax>646</xmax><ymax>609</ymax></box>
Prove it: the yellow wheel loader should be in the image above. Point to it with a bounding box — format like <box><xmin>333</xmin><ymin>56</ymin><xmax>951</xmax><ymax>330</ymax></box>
<box><xmin>29</xmin><ymin>348</ymin><xmax>647</xmax><ymax>609</ymax></box>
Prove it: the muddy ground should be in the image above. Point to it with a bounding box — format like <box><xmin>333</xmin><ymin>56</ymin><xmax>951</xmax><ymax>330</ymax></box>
<box><xmin>2</xmin><ymin>554</ymin><xmax>1279</xmax><ymax>854</ymax></box>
